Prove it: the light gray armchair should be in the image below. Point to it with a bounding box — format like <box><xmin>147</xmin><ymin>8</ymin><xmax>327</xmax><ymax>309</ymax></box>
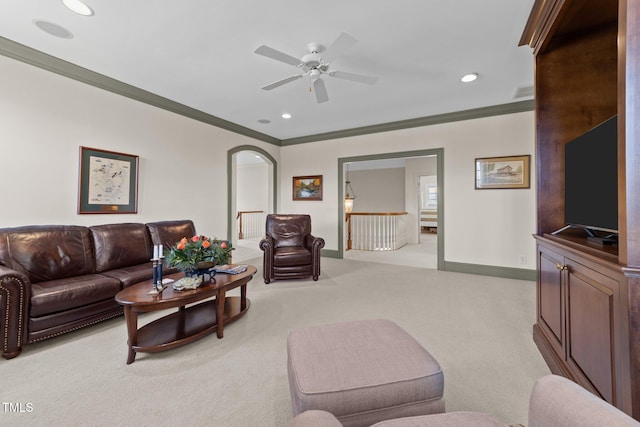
<box><xmin>289</xmin><ymin>375</ymin><xmax>639</xmax><ymax>427</ymax></box>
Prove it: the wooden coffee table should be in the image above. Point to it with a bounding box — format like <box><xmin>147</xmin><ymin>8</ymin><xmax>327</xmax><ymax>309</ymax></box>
<box><xmin>115</xmin><ymin>265</ymin><xmax>256</xmax><ymax>364</ymax></box>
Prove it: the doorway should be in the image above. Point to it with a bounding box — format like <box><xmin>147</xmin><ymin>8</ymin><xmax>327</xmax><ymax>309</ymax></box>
<box><xmin>338</xmin><ymin>149</ymin><xmax>443</xmax><ymax>270</ymax></box>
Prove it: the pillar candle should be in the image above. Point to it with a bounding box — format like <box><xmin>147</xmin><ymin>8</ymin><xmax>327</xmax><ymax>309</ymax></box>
<box><xmin>159</xmin><ymin>244</ymin><xmax>163</xmax><ymax>258</ymax></box>
<box><xmin>153</xmin><ymin>245</ymin><xmax>159</xmax><ymax>260</ymax></box>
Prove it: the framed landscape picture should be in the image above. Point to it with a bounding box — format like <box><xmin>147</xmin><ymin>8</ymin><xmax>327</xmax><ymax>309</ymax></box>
<box><xmin>78</xmin><ymin>146</ymin><xmax>139</xmax><ymax>214</ymax></box>
<box><xmin>475</xmin><ymin>155</ymin><xmax>530</xmax><ymax>189</ymax></box>
<box><xmin>293</xmin><ymin>175</ymin><xmax>323</xmax><ymax>201</ymax></box>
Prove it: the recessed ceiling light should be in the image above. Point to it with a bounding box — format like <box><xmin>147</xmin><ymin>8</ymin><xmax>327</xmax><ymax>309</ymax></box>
<box><xmin>461</xmin><ymin>73</ymin><xmax>478</xmax><ymax>83</ymax></box>
<box><xmin>282</xmin><ymin>113</ymin><xmax>292</xmax><ymax>119</ymax></box>
<box><xmin>63</xmin><ymin>0</ymin><xmax>94</xmax><ymax>16</ymax></box>
<box><xmin>33</xmin><ymin>20</ymin><xmax>73</xmax><ymax>38</ymax></box>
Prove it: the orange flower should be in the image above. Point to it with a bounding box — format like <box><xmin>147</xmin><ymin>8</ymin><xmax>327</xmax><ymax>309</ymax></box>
<box><xmin>220</xmin><ymin>242</ymin><xmax>228</xmax><ymax>249</ymax></box>
<box><xmin>202</xmin><ymin>240</ymin><xmax>211</xmax><ymax>249</ymax></box>
<box><xmin>177</xmin><ymin>241</ymin><xmax>186</xmax><ymax>250</ymax></box>
<box><xmin>191</xmin><ymin>235</ymin><xmax>200</xmax><ymax>242</ymax></box>
<box><xmin>180</xmin><ymin>237</ymin><xmax>188</xmax><ymax>244</ymax></box>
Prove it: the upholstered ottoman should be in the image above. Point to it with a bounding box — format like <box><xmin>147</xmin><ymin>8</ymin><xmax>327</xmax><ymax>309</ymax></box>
<box><xmin>287</xmin><ymin>319</ymin><xmax>445</xmax><ymax>427</ymax></box>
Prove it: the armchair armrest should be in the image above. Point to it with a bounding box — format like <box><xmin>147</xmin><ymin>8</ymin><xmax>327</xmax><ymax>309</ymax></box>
<box><xmin>259</xmin><ymin>235</ymin><xmax>275</xmax><ymax>284</ymax></box>
<box><xmin>0</xmin><ymin>265</ymin><xmax>31</xmax><ymax>359</ymax></box>
<box><xmin>529</xmin><ymin>375</ymin><xmax>638</xmax><ymax>427</ymax></box>
<box><xmin>305</xmin><ymin>234</ymin><xmax>325</xmax><ymax>281</ymax></box>
<box><xmin>259</xmin><ymin>235</ymin><xmax>274</xmax><ymax>252</ymax></box>
<box><xmin>304</xmin><ymin>234</ymin><xmax>325</xmax><ymax>253</ymax></box>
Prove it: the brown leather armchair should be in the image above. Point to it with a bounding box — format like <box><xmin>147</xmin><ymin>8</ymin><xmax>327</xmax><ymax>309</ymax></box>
<box><xmin>259</xmin><ymin>214</ymin><xmax>325</xmax><ymax>284</ymax></box>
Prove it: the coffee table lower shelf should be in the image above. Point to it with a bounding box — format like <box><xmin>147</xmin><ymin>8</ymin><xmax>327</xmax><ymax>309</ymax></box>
<box><xmin>132</xmin><ymin>296</ymin><xmax>250</xmax><ymax>357</ymax></box>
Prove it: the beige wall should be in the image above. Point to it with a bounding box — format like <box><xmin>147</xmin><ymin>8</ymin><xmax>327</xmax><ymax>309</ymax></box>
<box><xmin>0</xmin><ymin>53</ymin><xmax>536</xmax><ymax>271</ymax></box>
<box><xmin>279</xmin><ymin>112</ymin><xmax>536</xmax><ymax>270</ymax></box>
<box><xmin>237</xmin><ymin>162</ymin><xmax>269</xmax><ymax>212</ymax></box>
<box><xmin>0</xmin><ymin>55</ymin><xmax>278</xmax><ymax>238</ymax></box>
<box><xmin>349</xmin><ymin>168</ymin><xmax>405</xmax><ymax>212</ymax></box>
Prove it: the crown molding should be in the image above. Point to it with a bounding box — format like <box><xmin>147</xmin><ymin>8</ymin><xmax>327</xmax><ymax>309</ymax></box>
<box><xmin>0</xmin><ymin>36</ymin><xmax>280</xmax><ymax>146</ymax></box>
<box><xmin>1</xmin><ymin>36</ymin><xmax>534</xmax><ymax>148</ymax></box>
<box><xmin>280</xmin><ymin>100</ymin><xmax>535</xmax><ymax>146</ymax></box>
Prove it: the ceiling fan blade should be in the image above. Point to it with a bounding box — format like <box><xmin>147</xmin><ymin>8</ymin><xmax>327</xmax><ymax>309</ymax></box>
<box><xmin>322</xmin><ymin>32</ymin><xmax>357</xmax><ymax>64</ymax></box>
<box><xmin>329</xmin><ymin>70</ymin><xmax>378</xmax><ymax>85</ymax></box>
<box><xmin>313</xmin><ymin>78</ymin><xmax>329</xmax><ymax>103</ymax></box>
<box><xmin>261</xmin><ymin>74</ymin><xmax>303</xmax><ymax>90</ymax></box>
<box><xmin>254</xmin><ymin>45</ymin><xmax>302</xmax><ymax>67</ymax></box>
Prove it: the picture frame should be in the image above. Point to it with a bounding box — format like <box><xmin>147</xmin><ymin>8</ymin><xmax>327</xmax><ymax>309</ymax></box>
<box><xmin>475</xmin><ymin>155</ymin><xmax>530</xmax><ymax>189</ymax></box>
<box><xmin>292</xmin><ymin>175</ymin><xmax>323</xmax><ymax>201</ymax></box>
<box><xmin>78</xmin><ymin>146</ymin><xmax>139</xmax><ymax>214</ymax></box>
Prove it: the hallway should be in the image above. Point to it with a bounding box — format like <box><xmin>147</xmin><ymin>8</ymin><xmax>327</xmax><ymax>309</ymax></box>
<box><xmin>343</xmin><ymin>231</ymin><xmax>437</xmax><ymax>269</ymax></box>
<box><xmin>234</xmin><ymin>232</ymin><xmax>438</xmax><ymax>269</ymax></box>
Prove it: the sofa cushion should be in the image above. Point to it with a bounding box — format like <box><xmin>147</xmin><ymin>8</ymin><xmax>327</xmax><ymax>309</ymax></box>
<box><xmin>288</xmin><ymin>411</ymin><xmax>506</xmax><ymax>427</ymax></box>
<box><xmin>0</xmin><ymin>225</ymin><xmax>96</xmax><ymax>283</ymax></box>
<box><xmin>101</xmin><ymin>264</ymin><xmax>154</xmax><ymax>288</ymax></box>
<box><xmin>90</xmin><ymin>223</ymin><xmax>152</xmax><ymax>273</ymax></box>
<box><xmin>146</xmin><ymin>220</ymin><xmax>196</xmax><ymax>248</ymax></box>
<box><xmin>30</xmin><ymin>274</ymin><xmax>121</xmax><ymax>317</ymax></box>
<box><xmin>29</xmin><ymin>298</ymin><xmax>121</xmax><ymax>336</ymax></box>
<box><xmin>370</xmin><ymin>412</ymin><xmax>506</xmax><ymax>427</ymax></box>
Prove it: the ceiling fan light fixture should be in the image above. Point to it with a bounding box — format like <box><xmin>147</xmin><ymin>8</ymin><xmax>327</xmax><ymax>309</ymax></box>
<box><xmin>62</xmin><ymin>0</ymin><xmax>94</xmax><ymax>16</ymax></box>
<box><xmin>461</xmin><ymin>73</ymin><xmax>478</xmax><ymax>83</ymax></box>
<box><xmin>255</xmin><ymin>32</ymin><xmax>378</xmax><ymax>104</ymax></box>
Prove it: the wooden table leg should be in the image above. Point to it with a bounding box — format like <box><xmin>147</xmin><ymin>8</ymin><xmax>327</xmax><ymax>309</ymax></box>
<box><xmin>216</xmin><ymin>288</ymin><xmax>226</xmax><ymax>338</ymax></box>
<box><xmin>241</xmin><ymin>283</ymin><xmax>247</xmax><ymax>311</ymax></box>
<box><xmin>123</xmin><ymin>306</ymin><xmax>138</xmax><ymax>364</ymax></box>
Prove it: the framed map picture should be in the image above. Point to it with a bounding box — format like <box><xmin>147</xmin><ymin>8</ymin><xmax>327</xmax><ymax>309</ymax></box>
<box><xmin>78</xmin><ymin>146</ymin><xmax>139</xmax><ymax>214</ymax></box>
<box><xmin>293</xmin><ymin>175</ymin><xmax>323</xmax><ymax>201</ymax></box>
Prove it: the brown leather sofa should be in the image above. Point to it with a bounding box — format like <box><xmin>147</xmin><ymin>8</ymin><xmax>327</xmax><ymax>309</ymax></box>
<box><xmin>0</xmin><ymin>219</ymin><xmax>195</xmax><ymax>359</ymax></box>
<box><xmin>259</xmin><ymin>214</ymin><xmax>325</xmax><ymax>284</ymax></box>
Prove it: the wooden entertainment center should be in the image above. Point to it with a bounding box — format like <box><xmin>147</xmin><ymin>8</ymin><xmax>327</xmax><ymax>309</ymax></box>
<box><xmin>520</xmin><ymin>0</ymin><xmax>640</xmax><ymax>419</ymax></box>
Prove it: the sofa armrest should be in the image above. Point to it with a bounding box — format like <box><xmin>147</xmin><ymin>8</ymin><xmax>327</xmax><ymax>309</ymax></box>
<box><xmin>289</xmin><ymin>410</ymin><xmax>343</xmax><ymax>427</ymax></box>
<box><xmin>0</xmin><ymin>265</ymin><xmax>31</xmax><ymax>359</ymax></box>
<box><xmin>529</xmin><ymin>375</ymin><xmax>638</xmax><ymax>427</ymax></box>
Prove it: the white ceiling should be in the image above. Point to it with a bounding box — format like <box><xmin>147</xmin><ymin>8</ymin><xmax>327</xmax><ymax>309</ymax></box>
<box><xmin>0</xmin><ymin>0</ymin><xmax>535</xmax><ymax>142</ymax></box>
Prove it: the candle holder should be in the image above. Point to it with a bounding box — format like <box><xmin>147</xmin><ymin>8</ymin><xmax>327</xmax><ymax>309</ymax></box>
<box><xmin>147</xmin><ymin>257</ymin><xmax>166</xmax><ymax>295</ymax></box>
<box><xmin>157</xmin><ymin>256</ymin><xmax>165</xmax><ymax>289</ymax></box>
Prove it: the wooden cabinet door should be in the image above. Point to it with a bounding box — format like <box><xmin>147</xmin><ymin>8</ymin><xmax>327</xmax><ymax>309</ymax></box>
<box><xmin>565</xmin><ymin>259</ymin><xmax>625</xmax><ymax>408</ymax></box>
<box><xmin>537</xmin><ymin>244</ymin><xmax>566</xmax><ymax>358</ymax></box>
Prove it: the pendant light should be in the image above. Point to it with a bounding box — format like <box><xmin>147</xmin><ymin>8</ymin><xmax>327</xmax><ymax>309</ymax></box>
<box><xmin>344</xmin><ymin>164</ymin><xmax>356</xmax><ymax>213</ymax></box>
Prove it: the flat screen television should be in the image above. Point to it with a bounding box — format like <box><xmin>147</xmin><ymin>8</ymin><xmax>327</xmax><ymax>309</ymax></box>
<box><xmin>563</xmin><ymin>115</ymin><xmax>618</xmax><ymax>236</ymax></box>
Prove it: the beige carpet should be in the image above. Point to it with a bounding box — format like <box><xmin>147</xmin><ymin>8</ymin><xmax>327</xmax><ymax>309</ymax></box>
<box><xmin>0</xmin><ymin>256</ymin><xmax>549</xmax><ymax>426</ymax></box>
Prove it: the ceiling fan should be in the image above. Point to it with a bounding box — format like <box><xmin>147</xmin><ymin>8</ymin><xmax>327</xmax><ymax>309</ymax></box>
<box><xmin>254</xmin><ymin>32</ymin><xmax>378</xmax><ymax>104</ymax></box>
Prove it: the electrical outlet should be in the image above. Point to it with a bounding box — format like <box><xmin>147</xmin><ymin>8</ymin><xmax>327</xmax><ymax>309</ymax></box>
<box><xmin>519</xmin><ymin>255</ymin><xmax>527</xmax><ymax>265</ymax></box>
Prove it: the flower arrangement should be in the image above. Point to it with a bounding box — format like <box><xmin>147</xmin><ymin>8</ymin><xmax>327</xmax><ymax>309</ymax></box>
<box><xmin>164</xmin><ymin>235</ymin><xmax>233</xmax><ymax>273</ymax></box>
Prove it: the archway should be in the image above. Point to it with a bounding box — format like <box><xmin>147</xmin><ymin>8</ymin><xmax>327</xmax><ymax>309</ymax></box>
<box><xmin>227</xmin><ymin>145</ymin><xmax>277</xmax><ymax>248</ymax></box>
